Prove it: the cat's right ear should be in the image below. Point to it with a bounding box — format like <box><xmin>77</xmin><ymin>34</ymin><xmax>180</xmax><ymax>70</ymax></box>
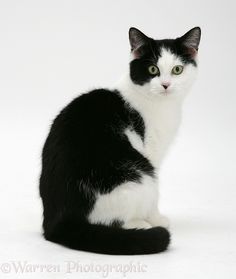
<box><xmin>129</xmin><ymin>27</ymin><xmax>149</xmax><ymax>58</ymax></box>
<box><xmin>178</xmin><ymin>27</ymin><xmax>201</xmax><ymax>58</ymax></box>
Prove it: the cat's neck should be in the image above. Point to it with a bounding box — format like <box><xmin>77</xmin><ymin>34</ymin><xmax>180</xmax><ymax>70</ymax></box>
<box><xmin>115</xmin><ymin>73</ymin><xmax>184</xmax><ymax>114</ymax></box>
<box><xmin>115</xmin><ymin>73</ymin><xmax>184</xmax><ymax>167</ymax></box>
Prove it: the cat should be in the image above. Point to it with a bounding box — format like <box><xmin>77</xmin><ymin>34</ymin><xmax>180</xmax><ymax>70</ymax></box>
<box><xmin>39</xmin><ymin>26</ymin><xmax>201</xmax><ymax>255</ymax></box>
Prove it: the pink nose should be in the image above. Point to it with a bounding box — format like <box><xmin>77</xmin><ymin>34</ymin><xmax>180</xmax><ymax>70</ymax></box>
<box><xmin>162</xmin><ymin>82</ymin><xmax>170</xmax><ymax>89</ymax></box>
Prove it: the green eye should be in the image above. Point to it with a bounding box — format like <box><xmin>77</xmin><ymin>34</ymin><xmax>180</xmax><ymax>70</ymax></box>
<box><xmin>148</xmin><ymin>65</ymin><xmax>160</xmax><ymax>76</ymax></box>
<box><xmin>172</xmin><ymin>65</ymin><xmax>184</xmax><ymax>75</ymax></box>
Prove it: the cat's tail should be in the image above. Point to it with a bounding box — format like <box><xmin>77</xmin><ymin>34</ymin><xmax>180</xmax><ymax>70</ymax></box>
<box><xmin>44</xmin><ymin>218</ymin><xmax>170</xmax><ymax>255</ymax></box>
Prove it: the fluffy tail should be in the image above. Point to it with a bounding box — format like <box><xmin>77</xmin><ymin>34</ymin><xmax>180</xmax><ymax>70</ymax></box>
<box><xmin>44</xmin><ymin>219</ymin><xmax>170</xmax><ymax>255</ymax></box>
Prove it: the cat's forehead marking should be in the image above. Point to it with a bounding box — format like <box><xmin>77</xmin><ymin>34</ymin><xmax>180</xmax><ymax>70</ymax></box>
<box><xmin>157</xmin><ymin>48</ymin><xmax>182</xmax><ymax>69</ymax></box>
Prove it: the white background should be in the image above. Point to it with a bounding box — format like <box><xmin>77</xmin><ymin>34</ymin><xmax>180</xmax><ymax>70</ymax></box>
<box><xmin>0</xmin><ymin>0</ymin><xmax>235</xmax><ymax>278</ymax></box>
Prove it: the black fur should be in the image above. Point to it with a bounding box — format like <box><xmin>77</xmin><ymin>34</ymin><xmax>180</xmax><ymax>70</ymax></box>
<box><xmin>40</xmin><ymin>89</ymin><xmax>170</xmax><ymax>254</ymax></box>
<box><xmin>45</xmin><ymin>218</ymin><xmax>170</xmax><ymax>255</ymax></box>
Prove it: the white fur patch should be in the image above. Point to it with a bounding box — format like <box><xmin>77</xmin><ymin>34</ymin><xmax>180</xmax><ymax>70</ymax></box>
<box><xmin>88</xmin><ymin>175</ymin><xmax>158</xmax><ymax>226</ymax></box>
<box><xmin>124</xmin><ymin>128</ymin><xmax>144</xmax><ymax>155</ymax></box>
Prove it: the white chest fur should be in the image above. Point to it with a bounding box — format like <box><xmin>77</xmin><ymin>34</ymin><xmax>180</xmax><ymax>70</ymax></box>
<box><xmin>124</xmin><ymin>93</ymin><xmax>182</xmax><ymax>168</ymax></box>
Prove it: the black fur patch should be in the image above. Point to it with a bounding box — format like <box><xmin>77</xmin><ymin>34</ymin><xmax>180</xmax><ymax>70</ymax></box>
<box><xmin>40</xmin><ymin>89</ymin><xmax>157</xmax><ymax>253</ymax></box>
<box><xmin>44</xmin><ymin>217</ymin><xmax>170</xmax><ymax>255</ymax></box>
<box><xmin>110</xmin><ymin>219</ymin><xmax>124</xmax><ymax>228</ymax></box>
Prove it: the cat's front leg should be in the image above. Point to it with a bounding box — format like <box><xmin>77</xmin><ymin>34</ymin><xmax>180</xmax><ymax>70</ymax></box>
<box><xmin>123</xmin><ymin>219</ymin><xmax>152</xmax><ymax>230</ymax></box>
<box><xmin>147</xmin><ymin>210</ymin><xmax>170</xmax><ymax>228</ymax></box>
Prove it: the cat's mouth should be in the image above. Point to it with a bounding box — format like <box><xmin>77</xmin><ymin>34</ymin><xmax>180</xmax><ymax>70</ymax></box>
<box><xmin>160</xmin><ymin>89</ymin><xmax>171</xmax><ymax>96</ymax></box>
<box><xmin>150</xmin><ymin>87</ymin><xmax>171</xmax><ymax>96</ymax></box>
<box><xmin>150</xmin><ymin>86</ymin><xmax>174</xmax><ymax>97</ymax></box>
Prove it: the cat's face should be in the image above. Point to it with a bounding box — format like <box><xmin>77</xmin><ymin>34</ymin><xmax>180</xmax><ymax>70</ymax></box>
<box><xmin>129</xmin><ymin>27</ymin><xmax>201</xmax><ymax>98</ymax></box>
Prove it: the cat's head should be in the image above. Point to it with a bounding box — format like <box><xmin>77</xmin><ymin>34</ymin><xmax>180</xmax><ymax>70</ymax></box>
<box><xmin>128</xmin><ymin>27</ymin><xmax>201</xmax><ymax>98</ymax></box>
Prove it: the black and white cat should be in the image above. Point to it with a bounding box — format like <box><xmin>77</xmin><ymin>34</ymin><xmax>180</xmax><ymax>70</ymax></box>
<box><xmin>40</xmin><ymin>27</ymin><xmax>201</xmax><ymax>255</ymax></box>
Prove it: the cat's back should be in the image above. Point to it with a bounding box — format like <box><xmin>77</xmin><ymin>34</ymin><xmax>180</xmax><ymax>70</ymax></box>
<box><xmin>56</xmin><ymin>88</ymin><xmax>126</xmax><ymax>126</ymax></box>
<box><xmin>49</xmin><ymin>88</ymin><xmax>127</xmax><ymax>137</ymax></box>
<box><xmin>42</xmin><ymin>88</ymin><xmax>130</xmax><ymax>162</ymax></box>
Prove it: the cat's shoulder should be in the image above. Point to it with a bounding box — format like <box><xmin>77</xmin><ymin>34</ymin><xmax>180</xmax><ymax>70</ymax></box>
<box><xmin>56</xmin><ymin>88</ymin><xmax>127</xmax><ymax>125</ymax></box>
<box><xmin>69</xmin><ymin>88</ymin><xmax>124</xmax><ymax>110</ymax></box>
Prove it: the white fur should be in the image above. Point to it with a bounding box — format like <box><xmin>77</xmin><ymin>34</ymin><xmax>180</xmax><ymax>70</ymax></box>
<box><xmin>88</xmin><ymin>48</ymin><xmax>198</xmax><ymax>229</ymax></box>
<box><xmin>125</xmin><ymin>128</ymin><xmax>144</xmax><ymax>155</ymax></box>
<box><xmin>88</xmin><ymin>175</ymin><xmax>158</xmax><ymax>226</ymax></box>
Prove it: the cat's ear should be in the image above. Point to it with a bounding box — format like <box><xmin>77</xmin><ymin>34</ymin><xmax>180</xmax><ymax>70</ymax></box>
<box><xmin>179</xmin><ymin>27</ymin><xmax>201</xmax><ymax>57</ymax></box>
<box><xmin>129</xmin><ymin>27</ymin><xmax>149</xmax><ymax>58</ymax></box>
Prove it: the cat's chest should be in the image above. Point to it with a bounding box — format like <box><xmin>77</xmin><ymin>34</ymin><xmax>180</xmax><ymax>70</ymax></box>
<box><xmin>126</xmin><ymin>103</ymin><xmax>181</xmax><ymax>168</ymax></box>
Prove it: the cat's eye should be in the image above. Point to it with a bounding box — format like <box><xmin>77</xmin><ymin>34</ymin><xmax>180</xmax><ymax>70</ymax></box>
<box><xmin>172</xmin><ymin>65</ymin><xmax>184</xmax><ymax>75</ymax></box>
<box><xmin>148</xmin><ymin>65</ymin><xmax>160</xmax><ymax>76</ymax></box>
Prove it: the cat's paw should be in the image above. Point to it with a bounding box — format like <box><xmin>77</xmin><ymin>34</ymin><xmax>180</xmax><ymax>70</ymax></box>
<box><xmin>148</xmin><ymin>214</ymin><xmax>170</xmax><ymax>228</ymax></box>
<box><xmin>123</xmin><ymin>219</ymin><xmax>152</xmax><ymax>230</ymax></box>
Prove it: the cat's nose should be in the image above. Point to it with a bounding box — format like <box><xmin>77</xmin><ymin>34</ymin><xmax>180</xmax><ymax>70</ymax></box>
<box><xmin>162</xmin><ymin>82</ymin><xmax>170</xmax><ymax>89</ymax></box>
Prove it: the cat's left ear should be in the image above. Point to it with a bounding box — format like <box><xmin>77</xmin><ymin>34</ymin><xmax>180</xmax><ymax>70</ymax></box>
<box><xmin>179</xmin><ymin>27</ymin><xmax>201</xmax><ymax>56</ymax></box>
<box><xmin>129</xmin><ymin>27</ymin><xmax>150</xmax><ymax>58</ymax></box>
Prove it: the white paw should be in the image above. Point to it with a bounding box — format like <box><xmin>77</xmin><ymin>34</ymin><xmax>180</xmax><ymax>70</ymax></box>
<box><xmin>148</xmin><ymin>214</ymin><xmax>170</xmax><ymax>228</ymax></box>
<box><xmin>123</xmin><ymin>219</ymin><xmax>152</xmax><ymax>229</ymax></box>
